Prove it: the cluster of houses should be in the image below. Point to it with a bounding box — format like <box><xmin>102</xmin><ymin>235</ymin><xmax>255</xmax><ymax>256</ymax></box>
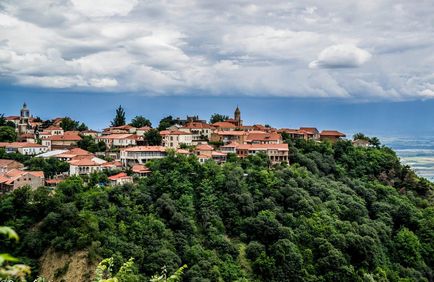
<box><xmin>0</xmin><ymin>103</ymin><xmax>347</xmax><ymax>193</ymax></box>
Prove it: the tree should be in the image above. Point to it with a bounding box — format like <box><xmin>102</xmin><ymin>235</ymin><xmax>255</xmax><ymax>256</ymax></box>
<box><xmin>158</xmin><ymin>116</ymin><xmax>176</xmax><ymax>131</ymax></box>
<box><xmin>210</xmin><ymin>114</ymin><xmax>229</xmax><ymax>124</ymax></box>
<box><xmin>0</xmin><ymin>126</ymin><xmax>17</xmax><ymax>142</ymax></box>
<box><xmin>353</xmin><ymin>133</ymin><xmax>369</xmax><ymax>141</ymax></box>
<box><xmin>60</xmin><ymin>117</ymin><xmax>79</xmax><ymax>131</ymax></box>
<box><xmin>77</xmin><ymin>122</ymin><xmax>88</xmax><ymax>132</ymax></box>
<box><xmin>78</xmin><ymin>136</ymin><xmax>106</xmax><ymax>153</ymax></box>
<box><xmin>130</xmin><ymin>116</ymin><xmax>152</xmax><ymax>128</ymax></box>
<box><xmin>145</xmin><ymin>129</ymin><xmax>162</xmax><ymax>146</ymax></box>
<box><xmin>111</xmin><ymin>106</ymin><xmax>126</xmax><ymax>127</ymax></box>
<box><xmin>0</xmin><ymin>115</ymin><xmax>15</xmax><ymax>128</ymax></box>
<box><xmin>394</xmin><ymin>228</ymin><xmax>422</xmax><ymax>268</ymax></box>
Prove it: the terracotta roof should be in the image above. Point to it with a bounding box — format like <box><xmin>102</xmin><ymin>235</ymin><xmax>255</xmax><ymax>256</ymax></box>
<box><xmin>299</xmin><ymin>127</ymin><xmax>319</xmax><ymax>134</ymax></box>
<box><xmin>122</xmin><ymin>146</ymin><xmax>166</xmax><ymax>152</ymax></box>
<box><xmin>132</xmin><ymin>164</ymin><xmax>151</xmax><ymax>173</ymax></box>
<box><xmin>0</xmin><ymin>142</ymin><xmax>46</xmax><ymax>148</ymax></box>
<box><xmin>176</xmin><ymin>149</ymin><xmax>190</xmax><ymax>155</ymax></box>
<box><xmin>0</xmin><ymin>159</ymin><xmax>23</xmax><ymax>167</ymax></box>
<box><xmin>160</xmin><ymin>130</ymin><xmax>191</xmax><ymax>136</ymax></box>
<box><xmin>237</xmin><ymin>144</ymin><xmax>289</xmax><ymax>151</ymax></box>
<box><xmin>68</xmin><ymin>158</ymin><xmax>101</xmax><ymax>166</ymax></box>
<box><xmin>98</xmin><ymin>134</ymin><xmax>135</xmax><ymax>140</ymax></box>
<box><xmin>137</xmin><ymin>126</ymin><xmax>152</xmax><ymax>130</ymax></box>
<box><xmin>48</xmin><ymin>132</ymin><xmax>82</xmax><ymax>141</ymax></box>
<box><xmin>246</xmin><ymin>132</ymin><xmax>281</xmax><ymax>142</ymax></box>
<box><xmin>212</xmin><ymin>151</ymin><xmax>227</xmax><ymax>156</ymax></box>
<box><xmin>182</xmin><ymin>122</ymin><xmax>214</xmax><ymax>129</ymax></box>
<box><xmin>55</xmin><ymin>148</ymin><xmax>93</xmax><ymax>158</ymax></box>
<box><xmin>213</xmin><ymin>121</ymin><xmax>236</xmax><ymax>128</ymax></box>
<box><xmin>20</xmin><ymin>133</ymin><xmax>35</xmax><ymax>138</ymax></box>
<box><xmin>195</xmin><ymin>144</ymin><xmax>214</xmax><ymax>151</ymax></box>
<box><xmin>197</xmin><ymin>154</ymin><xmax>211</xmax><ymax>159</ymax></box>
<box><xmin>320</xmin><ymin>130</ymin><xmax>346</xmax><ymax>137</ymax></box>
<box><xmin>215</xmin><ymin>131</ymin><xmax>246</xmax><ymax>136</ymax></box>
<box><xmin>46</xmin><ymin>126</ymin><xmax>63</xmax><ymax>131</ymax></box>
<box><xmin>5</xmin><ymin>116</ymin><xmax>20</xmax><ymax>120</ymax></box>
<box><xmin>101</xmin><ymin>161</ymin><xmax>123</xmax><ymax>168</ymax></box>
<box><xmin>221</xmin><ymin>141</ymin><xmax>240</xmax><ymax>148</ymax></box>
<box><xmin>0</xmin><ymin>169</ymin><xmax>44</xmax><ymax>185</ymax></box>
<box><xmin>108</xmin><ymin>172</ymin><xmax>130</xmax><ymax>180</ymax></box>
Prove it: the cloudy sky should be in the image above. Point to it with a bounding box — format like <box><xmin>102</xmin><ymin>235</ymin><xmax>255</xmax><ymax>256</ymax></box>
<box><xmin>1</xmin><ymin>0</ymin><xmax>434</xmax><ymax>100</ymax></box>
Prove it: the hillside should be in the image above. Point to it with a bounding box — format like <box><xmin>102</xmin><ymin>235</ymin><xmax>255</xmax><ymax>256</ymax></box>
<box><xmin>0</xmin><ymin>138</ymin><xmax>433</xmax><ymax>281</ymax></box>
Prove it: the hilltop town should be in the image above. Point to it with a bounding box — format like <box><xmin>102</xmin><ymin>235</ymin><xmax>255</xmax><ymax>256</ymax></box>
<box><xmin>0</xmin><ymin>103</ymin><xmax>347</xmax><ymax>192</ymax></box>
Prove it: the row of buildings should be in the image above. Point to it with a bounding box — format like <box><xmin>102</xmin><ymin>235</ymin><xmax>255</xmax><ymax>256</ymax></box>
<box><xmin>0</xmin><ymin>104</ymin><xmax>348</xmax><ymax>193</ymax></box>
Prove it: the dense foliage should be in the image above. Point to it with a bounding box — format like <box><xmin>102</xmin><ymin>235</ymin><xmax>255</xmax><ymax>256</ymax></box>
<box><xmin>60</xmin><ymin>117</ymin><xmax>88</xmax><ymax>132</ymax></box>
<box><xmin>0</xmin><ymin>139</ymin><xmax>433</xmax><ymax>281</ymax></box>
<box><xmin>130</xmin><ymin>116</ymin><xmax>152</xmax><ymax>128</ymax></box>
<box><xmin>209</xmin><ymin>114</ymin><xmax>229</xmax><ymax>124</ymax></box>
<box><xmin>111</xmin><ymin>106</ymin><xmax>126</xmax><ymax>127</ymax></box>
<box><xmin>0</xmin><ymin>126</ymin><xmax>17</xmax><ymax>142</ymax></box>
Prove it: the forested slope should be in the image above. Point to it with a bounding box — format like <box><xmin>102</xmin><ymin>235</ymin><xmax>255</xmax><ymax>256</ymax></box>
<box><xmin>0</xmin><ymin>139</ymin><xmax>433</xmax><ymax>281</ymax></box>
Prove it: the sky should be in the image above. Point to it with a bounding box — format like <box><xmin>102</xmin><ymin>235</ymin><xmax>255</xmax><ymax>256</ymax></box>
<box><xmin>1</xmin><ymin>1</ymin><xmax>434</xmax><ymax>136</ymax></box>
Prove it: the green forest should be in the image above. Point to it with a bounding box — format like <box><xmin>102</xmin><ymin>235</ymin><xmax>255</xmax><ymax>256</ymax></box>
<box><xmin>0</xmin><ymin>138</ymin><xmax>433</xmax><ymax>281</ymax></box>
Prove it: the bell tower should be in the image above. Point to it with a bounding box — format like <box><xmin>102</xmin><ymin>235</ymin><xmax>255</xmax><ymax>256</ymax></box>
<box><xmin>18</xmin><ymin>102</ymin><xmax>30</xmax><ymax>134</ymax></box>
<box><xmin>234</xmin><ymin>106</ymin><xmax>242</xmax><ymax>126</ymax></box>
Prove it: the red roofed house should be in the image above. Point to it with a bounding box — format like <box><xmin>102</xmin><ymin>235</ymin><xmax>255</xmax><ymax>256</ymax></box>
<box><xmin>299</xmin><ymin>127</ymin><xmax>320</xmax><ymax>140</ymax></box>
<box><xmin>68</xmin><ymin>157</ymin><xmax>107</xmax><ymax>175</ymax></box>
<box><xmin>320</xmin><ymin>130</ymin><xmax>346</xmax><ymax>143</ymax></box>
<box><xmin>225</xmin><ymin>143</ymin><xmax>289</xmax><ymax>164</ymax></box>
<box><xmin>245</xmin><ymin>132</ymin><xmax>282</xmax><ymax>145</ymax></box>
<box><xmin>194</xmin><ymin>144</ymin><xmax>214</xmax><ymax>156</ymax></box>
<box><xmin>179</xmin><ymin>122</ymin><xmax>214</xmax><ymax>144</ymax></box>
<box><xmin>0</xmin><ymin>142</ymin><xmax>49</xmax><ymax>155</ymax></box>
<box><xmin>42</xmin><ymin>131</ymin><xmax>82</xmax><ymax>150</ymax></box>
<box><xmin>210</xmin><ymin>131</ymin><xmax>247</xmax><ymax>144</ymax></box>
<box><xmin>96</xmin><ymin>134</ymin><xmax>142</xmax><ymax>149</ymax></box>
<box><xmin>0</xmin><ymin>159</ymin><xmax>24</xmax><ymax>173</ymax></box>
<box><xmin>108</xmin><ymin>172</ymin><xmax>133</xmax><ymax>186</ymax></box>
<box><xmin>212</xmin><ymin>121</ymin><xmax>237</xmax><ymax>131</ymax></box>
<box><xmin>160</xmin><ymin>130</ymin><xmax>193</xmax><ymax>148</ymax></box>
<box><xmin>131</xmin><ymin>164</ymin><xmax>151</xmax><ymax>177</ymax></box>
<box><xmin>120</xmin><ymin>146</ymin><xmax>167</xmax><ymax>166</ymax></box>
<box><xmin>45</xmin><ymin>125</ymin><xmax>64</xmax><ymax>136</ymax></box>
<box><xmin>0</xmin><ymin>169</ymin><xmax>45</xmax><ymax>193</ymax></box>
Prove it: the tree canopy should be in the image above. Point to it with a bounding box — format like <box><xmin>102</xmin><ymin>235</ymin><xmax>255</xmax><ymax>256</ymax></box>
<box><xmin>111</xmin><ymin>106</ymin><xmax>126</xmax><ymax>127</ymax></box>
<box><xmin>210</xmin><ymin>114</ymin><xmax>229</xmax><ymax>124</ymax></box>
<box><xmin>130</xmin><ymin>116</ymin><xmax>152</xmax><ymax>128</ymax></box>
<box><xmin>0</xmin><ymin>138</ymin><xmax>433</xmax><ymax>281</ymax></box>
<box><xmin>0</xmin><ymin>126</ymin><xmax>17</xmax><ymax>142</ymax></box>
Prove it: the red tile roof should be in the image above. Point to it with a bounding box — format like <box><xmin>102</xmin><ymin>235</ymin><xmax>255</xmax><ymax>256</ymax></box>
<box><xmin>195</xmin><ymin>144</ymin><xmax>214</xmax><ymax>151</ymax></box>
<box><xmin>122</xmin><ymin>146</ymin><xmax>166</xmax><ymax>152</ymax></box>
<box><xmin>132</xmin><ymin>164</ymin><xmax>151</xmax><ymax>173</ymax></box>
<box><xmin>0</xmin><ymin>169</ymin><xmax>44</xmax><ymax>185</ymax></box>
<box><xmin>320</xmin><ymin>130</ymin><xmax>346</xmax><ymax>137</ymax></box>
<box><xmin>108</xmin><ymin>172</ymin><xmax>130</xmax><ymax>180</ymax></box>
<box><xmin>213</xmin><ymin>121</ymin><xmax>236</xmax><ymax>128</ymax></box>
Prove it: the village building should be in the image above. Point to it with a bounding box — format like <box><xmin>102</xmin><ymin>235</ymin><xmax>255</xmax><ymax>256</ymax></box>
<box><xmin>320</xmin><ymin>130</ymin><xmax>346</xmax><ymax>143</ymax></box>
<box><xmin>108</xmin><ymin>172</ymin><xmax>133</xmax><ymax>186</ymax></box>
<box><xmin>18</xmin><ymin>133</ymin><xmax>36</xmax><ymax>143</ymax></box>
<box><xmin>194</xmin><ymin>144</ymin><xmax>214</xmax><ymax>156</ymax></box>
<box><xmin>131</xmin><ymin>164</ymin><xmax>151</xmax><ymax>177</ymax></box>
<box><xmin>179</xmin><ymin>122</ymin><xmax>214</xmax><ymax>144</ymax></box>
<box><xmin>352</xmin><ymin>139</ymin><xmax>370</xmax><ymax>148</ymax></box>
<box><xmin>96</xmin><ymin>134</ymin><xmax>143</xmax><ymax>149</ymax></box>
<box><xmin>120</xmin><ymin>146</ymin><xmax>167</xmax><ymax>166</ymax></box>
<box><xmin>102</xmin><ymin>125</ymin><xmax>137</xmax><ymax>135</ymax></box>
<box><xmin>136</xmin><ymin>126</ymin><xmax>151</xmax><ymax>136</ymax></box>
<box><xmin>299</xmin><ymin>127</ymin><xmax>320</xmax><ymax>140</ymax></box>
<box><xmin>80</xmin><ymin>129</ymin><xmax>100</xmax><ymax>138</ymax></box>
<box><xmin>0</xmin><ymin>142</ymin><xmax>49</xmax><ymax>155</ymax></box>
<box><xmin>0</xmin><ymin>169</ymin><xmax>45</xmax><ymax>193</ymax></box>
<box><xmin>222</xmin><ymin>143</ymin><xmax>289</xmax><ymax>164</ymax></box>
<box><xmin>45</xmin><ymin>126</ymin><xmax>64</xmax><ymax>136</ymax></box>
<box><xmin>68</xmin><ymin>157</ymin><xmax>107</xmax><ymax>176</ymax></box>
<box><xmin>245</xmin><ymin>131</ymin><xmax>282</xmax><ymax>144</ymax></box>
<box><xmin>212</xmin><ymin>121</ymin><xmax>237</xmax><ymax>131</ymax></box>
<box><xmin>210</xmin><ymin>131</ymin><xmax>247</xmax><ymax>144</ymax></box>
<box><xmin>42</xmin><ymin>131</ymin><xmax>82</xmax><ymax>150</ymax></box>
<box><xmin>0</xmin><ymin>159</ymin><xmax>24</xmax><ymax>173</ymax></box>
<box><xmin>160</xmin><ymin>130</ymin><xmax>193</xmax><ymax>148</ymax></box>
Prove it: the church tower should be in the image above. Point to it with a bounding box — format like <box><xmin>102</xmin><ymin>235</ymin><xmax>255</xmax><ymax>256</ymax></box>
<box><xmin>234</xmin><ymin>106</ymin><xmax>242</xmax><ymax>126</ymax></box>
<box><xmin>18</xmin><ymin>102</ymin><xmax>30</xmax><ymax>134</ymax></box>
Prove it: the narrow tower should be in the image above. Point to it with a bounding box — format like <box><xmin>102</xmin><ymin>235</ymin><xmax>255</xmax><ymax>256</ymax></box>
<box><xmin>18</xmin><ymin>102</ymin><xmax>30</xmax><ymax>134</ymax></box>
<box><xmin>234</xmin><ymin>106</ymin><xmax>242</xmax><ymax>127</ymax></box>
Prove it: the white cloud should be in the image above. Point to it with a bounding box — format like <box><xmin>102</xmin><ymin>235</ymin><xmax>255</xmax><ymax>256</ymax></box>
<box><xmin>0</xmin><ymin>0</ymin><xmax>434</xmax><ymax>100</ymax></box>
<box><xmin>71</xmin><ymin>0</ymin><xmax>138</xmax><ymax>17</ymax></box>
<box><xmin>309</xmin><ymin>44</ymin><xmax>372</xmax><ymax>69</ymax></box>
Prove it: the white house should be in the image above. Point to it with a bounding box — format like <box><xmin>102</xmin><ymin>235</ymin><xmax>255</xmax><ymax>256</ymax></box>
<box><xmin>160</xmin><ymin>130</ymin><xmax>193</xmax><ymax>148</ymax></box>
<box><xmin>120</xmin><ymin>146</ymin><xmax>166</xmax><ymax>166</ymax></box>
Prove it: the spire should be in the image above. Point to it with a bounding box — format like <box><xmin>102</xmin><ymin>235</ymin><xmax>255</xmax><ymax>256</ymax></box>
<box><xmin>22</xmin><ymin>102</ymin><xmax>27</xmax><ymax>109</ymax></box>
